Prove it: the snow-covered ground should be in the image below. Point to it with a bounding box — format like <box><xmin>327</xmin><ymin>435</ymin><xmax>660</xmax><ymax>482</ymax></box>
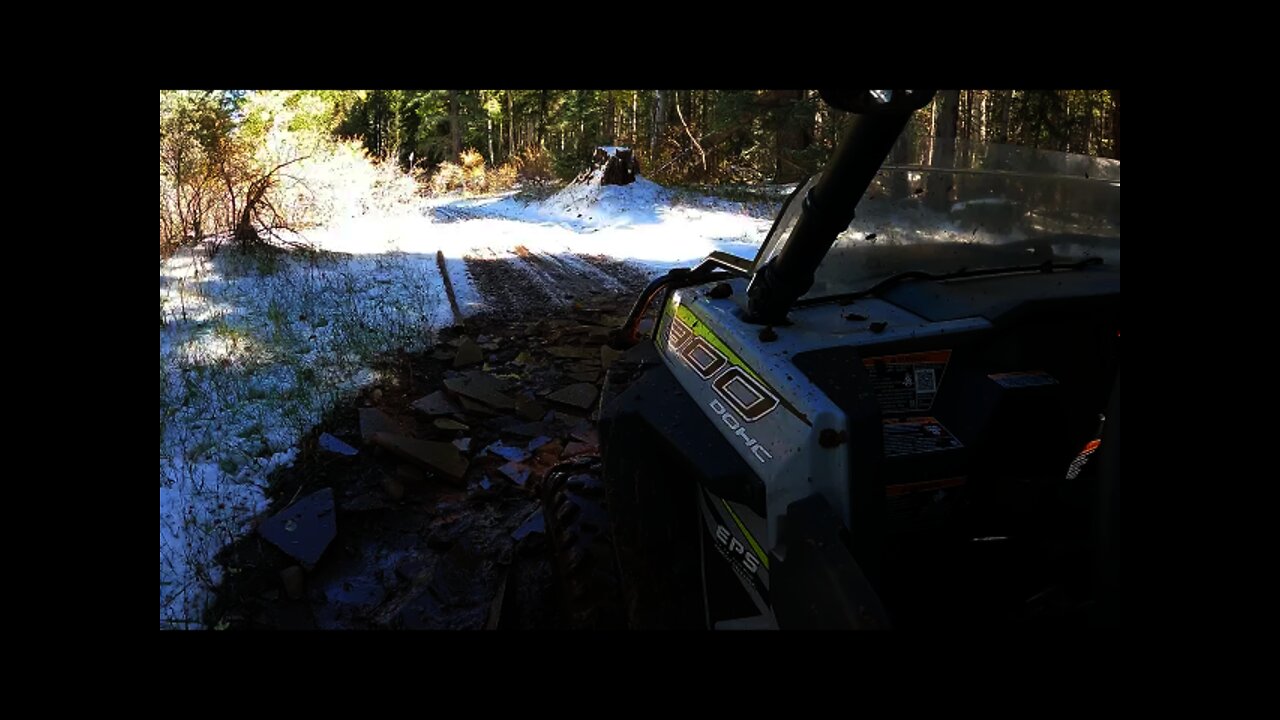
<box><xmin>159</xmin><ymin>171</ymin><xmax>777</xmax><ymax>628</ymax></box>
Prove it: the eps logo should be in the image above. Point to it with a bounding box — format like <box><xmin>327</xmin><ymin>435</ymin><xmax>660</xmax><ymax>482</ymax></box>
<box><xmin>715</xmin><ymin>524</ymin><xmax>762</xmax><ymax>574</ymax></box>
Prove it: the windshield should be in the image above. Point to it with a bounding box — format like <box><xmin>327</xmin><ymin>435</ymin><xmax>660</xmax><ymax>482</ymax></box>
<box><xmin>752</xmin><ymin>136</ymin><xmax>1120</xmax><ymax>301</ymax></box>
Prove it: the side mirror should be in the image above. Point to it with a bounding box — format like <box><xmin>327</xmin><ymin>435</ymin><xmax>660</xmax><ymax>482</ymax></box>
<box><xmin>819</xmin><ymin>89</ymin><xmax>936</xmax><ymax>114</ymax></box>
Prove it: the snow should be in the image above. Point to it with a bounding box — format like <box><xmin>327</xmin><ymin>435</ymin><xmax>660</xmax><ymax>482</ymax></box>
<box><xmin>159</xmin><ymin>172</ymin><xmax>777</xmax><ymax>628</ymax></box>
<box><xmin>421</xmin><ymin>168</ymin><xmax>774</xmax><ymax>276</ymax></box>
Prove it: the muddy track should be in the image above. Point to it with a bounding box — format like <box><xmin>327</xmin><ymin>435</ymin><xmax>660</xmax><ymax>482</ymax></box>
<box><xmin>464</xmin><ymin>247</ymin><xmax>652</xmax><ymax>321</ymax></box>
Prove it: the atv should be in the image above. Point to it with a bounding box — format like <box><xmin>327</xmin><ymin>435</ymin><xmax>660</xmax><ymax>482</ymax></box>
<box><xmin>541</xmin><ymin>90</ymin><xmax>1123</xmax><ymax>629</ymax></box>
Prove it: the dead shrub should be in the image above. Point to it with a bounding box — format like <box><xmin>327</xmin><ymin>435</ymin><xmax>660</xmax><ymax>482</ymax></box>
<box><xmin>429</xmin><ymin>149</ymin><xmax>519</xmax><ymax>196</ymax></box>
<box><xmin>513</xmin><ymin>146</ymin><xmax>553</xmax><ymax>183</ymax></box>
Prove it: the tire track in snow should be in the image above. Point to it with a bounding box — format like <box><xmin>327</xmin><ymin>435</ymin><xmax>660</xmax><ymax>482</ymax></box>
<box><xmin>462</xmin><ymin>246</ymin><xmax>649</xmax><ymax>321</ymax></box>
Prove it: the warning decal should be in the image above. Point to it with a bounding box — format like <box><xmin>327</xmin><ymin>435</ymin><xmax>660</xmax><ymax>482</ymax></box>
<box><xmin>882</xmin><ymin>416</ymin><xmax>963</xmax><ymax>457</ymax></box>
<box><xmin>863</xmin><ymin>350</ymin><xmax>951</xmax><ymax>413</ymax></box>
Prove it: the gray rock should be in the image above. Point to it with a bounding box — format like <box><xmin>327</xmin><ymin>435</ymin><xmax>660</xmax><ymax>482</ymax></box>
<box><xmin>512</xmin><ymin>509</ymin><xmax>545</xmax><ymax>541</ymax></box>
<box><xmin>371</xmin><ymin>433</ymin><xmax>469</xmax><ymax>484</ymax></box>
<box><xmin>546</xmin><ymin>346</ymin><xmax>596</xmax><ymax>359</ymax></box>
<box><xmin>502</xmin><ymin>420</ymin><xmax>556</xmax><ymax>439</ymax></box>
<box><xmin>453</xmin><ymin>336</ymin><xmax>484</xmax><ymax>368</ymax></box>
<box><xmin>600</xmin><ymin>345</ymin><xmax>624</xmax><ymax>371</ymax></box>
<box><xmin>433</xmin><ymin>418</ymin><xmax>469</xmax><ymax>431</ymax></box>
<box><xmin>359</xmin><ymin>408</ymin><xmax>401</xmax><ymax>444</ymax></box>
<box><xmin>318</xmin><ymin>432</ymin><xmax>358</xmax><ymax>456</ymax></box>
<box><xmin>412</xmin><ymin>391</ymin><xmax>462</xmax><ymax>416</ymax></box>
<box><xmin>562</xmin><ymin>441</ymin><xmax>597</xmax><ymax>458</ymax></box>
<box><xmin>341</xmin><ymin>492</ymin><xmax>392</xmax><ymax>512</ymax></box>
<box><xmin>259</xmin><ymin>489</ymin><xmax>337</xmax><ymax>567</ymax></box>
<box><xmin>486</xmin><ymin>441</ymin><xmax>531</xmax><ymax>463</ymax></box>
<box><xmin>444</xmin><ymin>372</ymin><xmax>516</xmax><ymax>411</ymax></box>
<box><xmin>498</xmin><ymin>461</ymin><xmax>532</xmax><ymax>486</ymax></box>
<box><xmin>457</xmin><ymin>396</ymin><xmax>498</xmax><ymax>417</ymax></box>
<box><xmin>547</xmin><ymin>382</ymin><xmax>599</xmax><ymax>410</ymax></box>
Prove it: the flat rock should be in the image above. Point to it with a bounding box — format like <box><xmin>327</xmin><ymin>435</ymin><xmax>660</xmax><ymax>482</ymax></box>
<box><xmin>484</xmin><ymin>414</ymin><xmax>523</xmax><ymax>431</ymax></box>
<box><xmin>498</xmin><ymin>461</ymin><xmax>532</xmax><ymax>486</ymax></box>
<box><xmin>562</xmin><ymin>441</ymin><xmax>598</xmax><ymax>458</ymax></box>
<box><xmin>371</xmin><ymin>433</ymin><xmax>469</xmax><ymax>484</ymax></box>
<box><xmin>341</xmin><ymin>492</ymin><xmax>392</xmax><ymax>512</ymax></box>
<box><xmin>433</xmin><ymin>418</ymin><xmax>469</xmax><ymax>431</ymax></box>
<box><xmin>531</xmin><ymin>440</ymin><xmax>563</xmax><ymax>467</ymax></box>
<box><xmin>569</xmin><ymin>422</ymin><xmax>599</xmax><ymax>445</ymax></box>
<box><xmin>453</xmin><ymin>336</ymin><xmax>484</xmax><ymax>368</ymax></box>
<box><xmin>486</xmin><ymin>441</ymin><xmax>531</xmax><ymax>463</ymax></box>
<box><xmin>359</xmin><ymin>408</ymin><xmax>402</xmax><ymax>444</ymax></box>
<box><xmin>453</xmin><ymin>437</ymin><xmax>472</xmax><ymax>453</ymax></box>
<box><xmin>444</xmin><ymin>372</ymin><xmax>516</xmax><ymax>411</ymax></box>
<box><xmin>546</xmin><ymin>346</ymin><xmax>596</xmax><ymax>359</ymax></box>
<box><xmin>512</xmin><ymin>509</ymin><xmax>545</xmax><ymax>541</ymax></box>
<box><xmin>412</xmin><ymin>391</ymin><xmax>462</xmax><ymax>416</ymax></box>
<box><xmin>502</xmin><ymin>420</ymin><xmax>554</xmax><ymax>439</ymax></box>
<box><xmin>569</xmin><ymin>371</ymin><xmax>600</xmax><ymax>383</ymax></box>
<box><xmin>600</xmin><ymin>345</ymin><xmax>624</xmax><ymax>371</ymax></box>
<box><xmin>259</xmin><ymin>488</ymin><xmax>337</xmax><ymax>567</ymax></box>
<box><xmin>318</xmin><ymin>433</ymin><xmax>358</xmax><ymax>456</ymax></box>
<box><xmin>547</xmin><ymin>382</ymin><xmax>599</xmax><ymax>410</ymax></box>
<box><xmin>515</xmin><ymin>398</ymin><xmax>547</xmax><ymax>422</ymax></box>
<box><xmin>457</xmin><ymin>396</ymin><xmax>498</xmax><ymax>417</ymax></box>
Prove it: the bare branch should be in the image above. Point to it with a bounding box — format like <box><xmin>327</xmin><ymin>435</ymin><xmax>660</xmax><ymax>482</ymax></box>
<box><xmin>674</xmin><ymin>102</ymin><xmax>707</xmax><ymax>173</ymax></box>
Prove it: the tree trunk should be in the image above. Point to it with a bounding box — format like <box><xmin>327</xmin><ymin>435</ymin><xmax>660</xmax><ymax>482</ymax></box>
<box><xmin>448</xmin><ymin>90</ymin><xmax>462</xmax><ymax>160</ymax></box>
<box><xmin>605</xmin><ymin>91</ymin><xmax>616</xmax><ymax>144</ymax></box>
<box><xmin>538</xmin><ymin>90</ymin><xmax>547</xmax><ymax>148</ymax></box>
<box><xmin>651</xmin><ymin>90</ymin><xmax>669</xmax><ymax>163</ymax></box>
<box><xmin>1000</xmin><ymin>91</ymin><xmax>1011</xmax><ymax>144</ymax></box>
<box><xmin>631</xmin><ymin>91</ymin><xmax>638</xmax><ymax>146</ymax></box>
<box><xmin>773</xmin><ymin>89</ymin><xmax>811</xmax><ymax>183</ymax></box>
<box><xmin>926</xmin><ymin>90</ymin><xmax>959</xmax><ymax>211</ymax></box>
<box><xmin>487</xmin><ymin>115</ymin><xmax>494</xmax><ymax>163</ymax></box>
<box><xmin>1111</xmin><ymin>89</ymin><xmax>1121</xmax><ymax>161</ymax></box>
<box><xmin>506</xmin><ymin>91</ymin><xmax>514</xmax><ymax>157</ymax></box>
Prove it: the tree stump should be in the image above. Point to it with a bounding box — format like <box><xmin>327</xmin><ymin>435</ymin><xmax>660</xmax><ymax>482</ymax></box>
<box><xmin>575</xmin><ymin>147</ymin><xmax>640</xmax><ymax>186</ymax></box>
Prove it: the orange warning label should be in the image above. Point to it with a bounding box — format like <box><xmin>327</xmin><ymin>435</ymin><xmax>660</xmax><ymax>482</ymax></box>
<box><xmin>863</xmin><ymin>350</ymin><xmax>952</xmax><ymax>413</ymax></box>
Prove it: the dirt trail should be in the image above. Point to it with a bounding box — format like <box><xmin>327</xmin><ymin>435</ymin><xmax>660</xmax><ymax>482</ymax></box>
<box><xmin>464</xmin><ymin>247</ymin><xmax>650</xmax><ymax>320</ymax></box>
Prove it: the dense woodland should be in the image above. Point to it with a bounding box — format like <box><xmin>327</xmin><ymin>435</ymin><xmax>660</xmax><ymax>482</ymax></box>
<box><xmin>334</xmin><ymin>89</ymin><xmax>1119</xmax><ymax>181</ymax></box>
<box><xmin>160</xmin><ymin>89</ymin><xmax>1119</xmax><ymax>253</ymax></box>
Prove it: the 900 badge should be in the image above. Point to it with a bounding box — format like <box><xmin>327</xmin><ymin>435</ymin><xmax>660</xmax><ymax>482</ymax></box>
<box><xmin>666</xmin><ymin>309</ymin><xmax>780</xmax><ymax>464</ymax></box>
